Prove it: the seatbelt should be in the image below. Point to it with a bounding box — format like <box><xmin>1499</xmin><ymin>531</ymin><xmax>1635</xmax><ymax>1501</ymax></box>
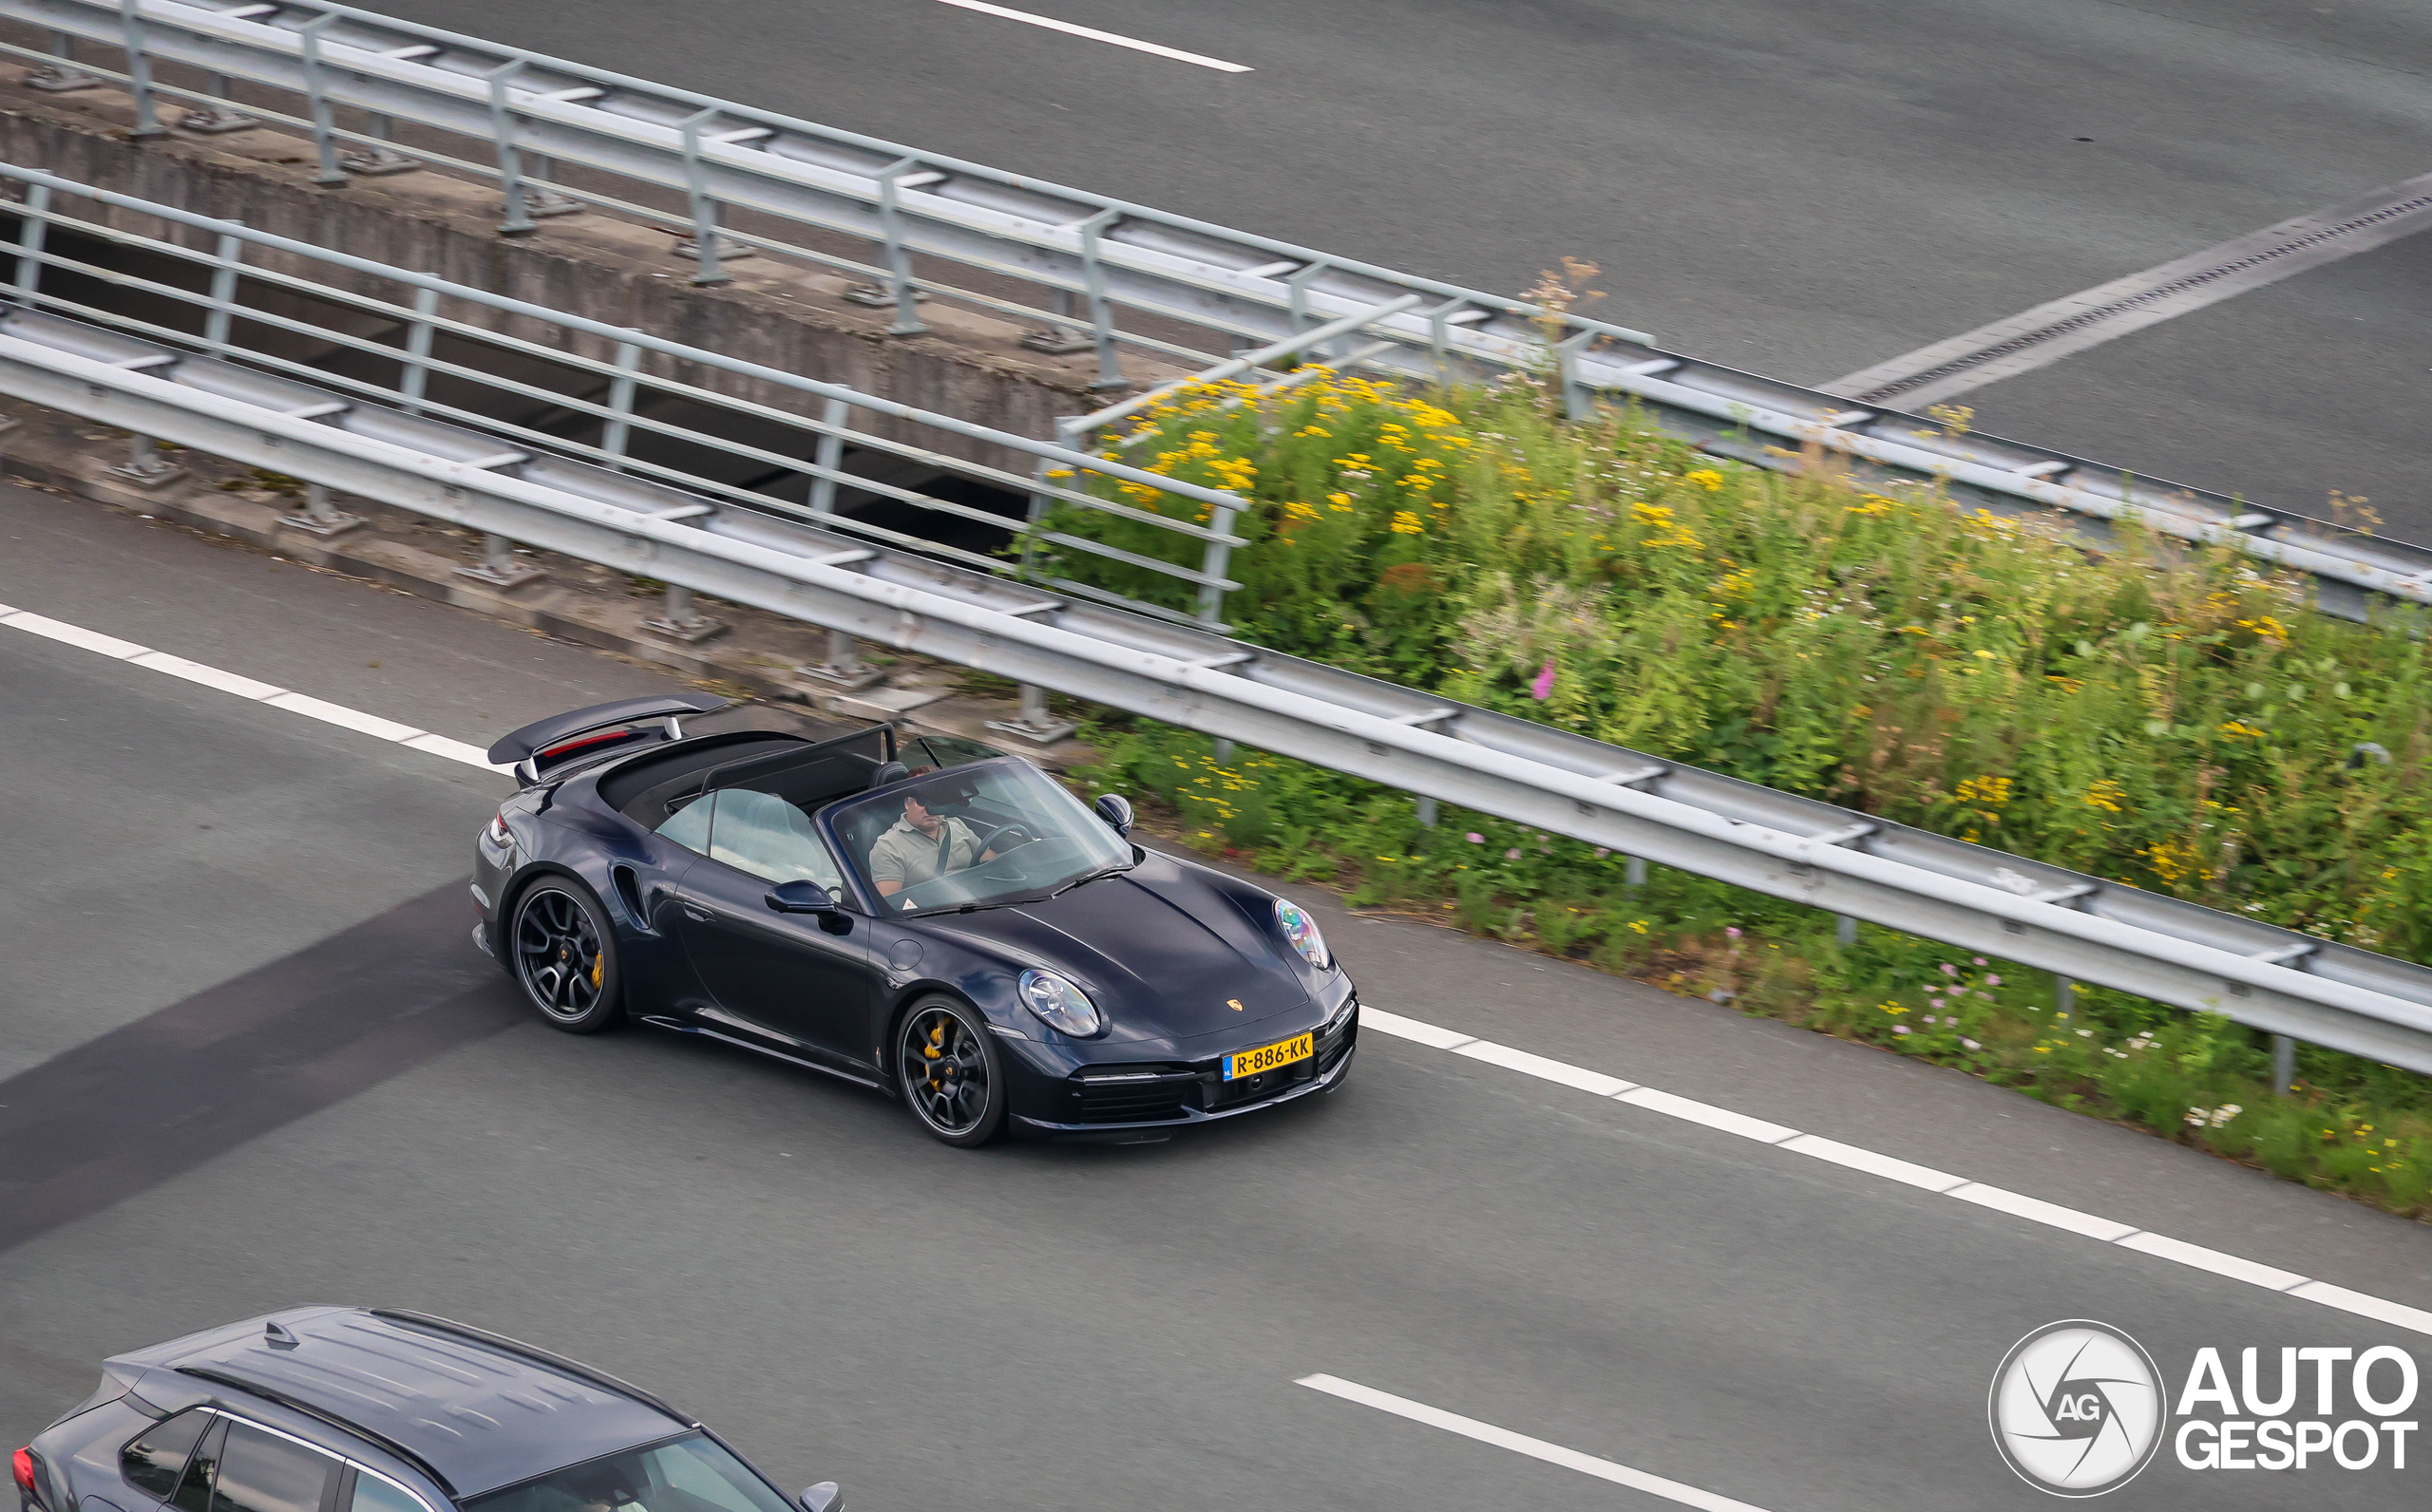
<box><xmin>934</xmin><ymin>822</ymin><xmax>955</xmax><ymax>879</ymax></box>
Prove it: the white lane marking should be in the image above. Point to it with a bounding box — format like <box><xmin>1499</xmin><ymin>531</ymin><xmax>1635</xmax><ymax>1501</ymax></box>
<box><xmin>1780</xmin><ymin>1133</ymin><xmax>1965</xmax><ymax>1193</ymax></box>
<box><xmin>1948</xmin><ymin>1181</ymin><xmax>2138</xmax><ymax>1243</ymax></box>
<box><xmin>1454</xmin><ymin>1039</ymin><xmax>1637</xmax><ymax>1097</ymax></box>
<box><xmin>2289</xmin><ymin>1281</ymin><xmax>2432</xmax><ymax>1334</ymax></box>
<box><xmin>926</xmin><ymin>0</ymin><xmax>1252</xmax><ymax>72</ymax></box>
<box><xmin>129</xmin><ymin>651</ymin><xmax>284</xmax><ymax>700</ymax></box>
<box><xmin>1359</xmin><ymin>1004</ymin><xmax>1475</xmax><ymax>1049</ymax></box>
<box><xmin>1617</xmin><ymin>1086</ymin><xmax>1796</xmax><ymax>1144</ymax></box>
<box><xmin>1356</xmin><ymin>1006</ymin><xmax>2432</xmax><ymax>1334</ymax></box>
<box><xmin>3</xmin><ymin>606</ymin><xmax>513</xmax><ymax>774</ymax></box>
<box><xmin>264</xmin><ymin>690</ymin><xmax>427</xmax><ymax>743</ymax></box>
<box><xmin>1297</xmin><ymin>1375</ymin><xmax>1774</xmax><ymax>1512</ymax></box>
<box><xmin>6</xmin><ymin>609</ymin><xmax>148</xmax><ymax>659</ymax></box>
<box><xmin>2115</xmin><ymin>1232</ymin><xmax>2307</xmax><ymax>1292</ymax></box>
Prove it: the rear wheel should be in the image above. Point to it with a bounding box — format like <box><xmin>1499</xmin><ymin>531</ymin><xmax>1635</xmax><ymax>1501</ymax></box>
<box><xmin>897</xmin><ymin>996</ymin><xmax>1005</xmax><ymax>1146</ymax></box>
<box><xmin>510</xmin><ymin>879</ymin><xmax>623</xmax><ymax>1033</ymax></box>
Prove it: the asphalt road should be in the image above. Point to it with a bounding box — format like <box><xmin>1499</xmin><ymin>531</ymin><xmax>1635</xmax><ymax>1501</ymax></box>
<box><xmin>354</xmin><ymin>0</ymin><xmax>2432</xmax><ymax>537</ymax></box>
<box><xmin>10</xmin><ymin>494</ymin><xmax>2432</xmax><ymax>1505</ymax></box>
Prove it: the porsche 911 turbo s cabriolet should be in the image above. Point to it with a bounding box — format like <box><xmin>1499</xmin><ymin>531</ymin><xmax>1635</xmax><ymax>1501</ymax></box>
<box><xmin>469</xmin><ymin>695</ymin><xmax>1357</xmax><ymax>1145</ymax></box>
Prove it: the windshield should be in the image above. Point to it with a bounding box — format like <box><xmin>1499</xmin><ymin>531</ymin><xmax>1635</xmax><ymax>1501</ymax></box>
<box><xmin>466</xmin><ymin>1434</ymin><xmax>792</xmax><ymax>1512</ymax></box>
<box><xmin>829</xmin><ymin>759</ymin><xmax>1132</xmax><ymax>915</ymax></box>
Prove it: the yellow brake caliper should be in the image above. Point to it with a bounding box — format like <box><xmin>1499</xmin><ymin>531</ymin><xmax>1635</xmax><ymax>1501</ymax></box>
<box><xmin>590</xmin><ymin>954</ymin><xmax>604</xmax><ymax>989</ymax></box>
<box><xmin>923</xmin><ymin>1021</ymin><xmax>945</xmax><ymax>1091</ymax></box>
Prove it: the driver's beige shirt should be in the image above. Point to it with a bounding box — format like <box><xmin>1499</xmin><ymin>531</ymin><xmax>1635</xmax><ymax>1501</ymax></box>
<box><xmin>867</xmin><ymin>815</ymin><xmax>985</xmax><ymax>894</ymax></box>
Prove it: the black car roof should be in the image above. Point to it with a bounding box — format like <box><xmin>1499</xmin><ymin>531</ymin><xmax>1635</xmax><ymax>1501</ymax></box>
<box><xmin>108</xmin><ymin>1308</ymin><xmax>690</xmax><ymax>1500</ymax></box>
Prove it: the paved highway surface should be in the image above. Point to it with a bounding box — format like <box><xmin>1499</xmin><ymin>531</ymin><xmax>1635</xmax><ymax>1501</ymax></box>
<box><xmin>356</xmin><ymin>0</ymin><xmax>2432</xmax><ymax>539</ymax></box>
<box><xmin>7</xmin><ymin>491</ymin><xmax>2432</xmax><ymax>1507</ymax></box>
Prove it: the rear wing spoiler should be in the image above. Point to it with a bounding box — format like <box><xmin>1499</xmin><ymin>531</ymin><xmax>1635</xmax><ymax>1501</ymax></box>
<box><xmin>488</xmin><ymin>692</ymin><xmax>732</xmax><ymax>784</ymax></box>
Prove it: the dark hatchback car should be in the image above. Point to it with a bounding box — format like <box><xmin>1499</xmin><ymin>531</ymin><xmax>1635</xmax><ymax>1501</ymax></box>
<box><xmin>12</xmin><ymin>1309</ymin><xmax>841</xmax><ymax>1512</ymax></box>
<box><xmin>469</xmin><ymin>696</ymin><xmax>1358</xmax><ymax>1145</ymax></box>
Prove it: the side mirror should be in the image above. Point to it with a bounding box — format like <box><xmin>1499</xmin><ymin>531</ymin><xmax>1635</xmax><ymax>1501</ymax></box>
<box><xmin>1092</xmin><ymin>792</ymin><xmax>1135</xmax><ymax>837</ymax></box>
<box><xmin>799</xmin><ymin>1484</ymin><xmax>842</xmax><ymax>1512</ymax></box>
<box><xmin>767</xmin><ymin>880</ymin><xmax>839</xmax><ymax>915</ymax></box>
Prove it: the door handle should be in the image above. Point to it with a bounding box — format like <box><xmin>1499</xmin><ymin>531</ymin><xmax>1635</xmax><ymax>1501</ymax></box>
<box><xmin>681</xmin><ymin>904</ymin><xmax>712</xmax><ymax>922</ymax></box>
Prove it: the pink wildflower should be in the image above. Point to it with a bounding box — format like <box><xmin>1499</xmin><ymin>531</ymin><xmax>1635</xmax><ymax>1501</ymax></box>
<box><xmin>1530</xmin><ymin>660</ymin><xmax>1557</xmax><ymax>701</ymax></box>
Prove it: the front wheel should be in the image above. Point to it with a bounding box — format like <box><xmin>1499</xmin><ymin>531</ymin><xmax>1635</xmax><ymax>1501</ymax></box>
<box><xmin>897</xmin><ymin>996</ymin><xmax>1005</xmax><ymax>1146</ymax></box>
<box><xmin>510</xmin><ymin>878</ymin><xmax>623</xmax><ymax>1033</ymax></box>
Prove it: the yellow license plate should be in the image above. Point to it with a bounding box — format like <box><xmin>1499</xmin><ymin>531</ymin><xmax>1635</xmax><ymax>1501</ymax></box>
<box><xmin>1226</xmin><ymin>1031</ymin><xmax>1313</xmax><ymax>1081</ymax></box>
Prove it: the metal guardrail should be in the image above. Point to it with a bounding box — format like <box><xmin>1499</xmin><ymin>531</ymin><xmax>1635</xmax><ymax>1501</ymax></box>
<box><xmin>8</xmin><ymin>0</ymin><xmax>2432</xmax><ymax>623</ymax></box>
<box><xmin>5</xmin><ymin>167</ymin><xmax>2432</xmax><ymax>1084</ymax></box>
<box><xmin>0</xmin><ymin>161</ymin><xmax>1276</xmax><ymax>632</ymax></box>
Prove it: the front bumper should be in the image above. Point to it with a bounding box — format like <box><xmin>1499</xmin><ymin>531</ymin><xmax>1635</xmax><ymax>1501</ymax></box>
<box><xmin>1009</xmin><ymin>992</ymin><xmax>1358</xmax><ymax>1138</ymax></box>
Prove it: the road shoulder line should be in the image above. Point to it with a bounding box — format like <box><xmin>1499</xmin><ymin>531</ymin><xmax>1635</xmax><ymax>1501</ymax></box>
<box><xmin>1361</xmin><ymin>1009</ymin><xmax>2432</xmax><ymax>1335</ymax></box>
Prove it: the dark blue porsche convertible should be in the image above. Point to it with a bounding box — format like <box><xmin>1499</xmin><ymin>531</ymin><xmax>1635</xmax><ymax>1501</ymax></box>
<box><xmin>469</xmin><ymin>694</ymin><xmax>1357</xmax><ymax>1145</ymax></box>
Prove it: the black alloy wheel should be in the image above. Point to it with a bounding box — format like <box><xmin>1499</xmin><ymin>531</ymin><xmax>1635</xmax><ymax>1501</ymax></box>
<box><xmin>511</xmin><ymin>879</ymin><xmax>623</xmax><ymax>1033</ymax></box>
<box><xmin>897</xmin><ymin>996</ymin><xmax>1005</xmax><ymax>1146</ymax></box>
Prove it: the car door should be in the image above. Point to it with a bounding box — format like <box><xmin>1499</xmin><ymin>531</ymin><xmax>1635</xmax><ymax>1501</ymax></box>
<box><xmin>674</xmin><ymin>785</ymin><xmax>879</xmax><ymax>1075</ymax></box>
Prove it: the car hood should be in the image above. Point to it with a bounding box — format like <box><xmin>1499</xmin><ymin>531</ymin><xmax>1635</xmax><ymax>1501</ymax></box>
<box><xmin>923</xmin><ymin>857</ymin><xmax>1310</xmax><ymax>1046</ymax></box>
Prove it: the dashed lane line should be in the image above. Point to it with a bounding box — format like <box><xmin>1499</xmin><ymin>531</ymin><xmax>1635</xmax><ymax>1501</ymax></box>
<box><xmin>1297</xmin><ymin>1375</ymin><xmax>1774</xmax><ymax>1512</ymax></box>
<box><xmin>9</xmin><ymin>599</ymin><xmax>2430</xmax><ymax>1337</ymax></box>
<box><xmin>925</xmin><ymin>0</ymin><xmax>1251</xmax><ymax>72</ymax></box>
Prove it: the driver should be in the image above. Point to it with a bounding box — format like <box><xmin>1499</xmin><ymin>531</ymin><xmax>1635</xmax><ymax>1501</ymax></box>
<box><xmin>868</xmin><ymin>784</ymin><xmax>1001</xmax><ymax>900</ymax></box>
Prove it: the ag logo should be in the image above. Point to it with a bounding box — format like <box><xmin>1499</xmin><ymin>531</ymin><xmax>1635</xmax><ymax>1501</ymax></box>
<box><xmin>1989</xmin><ymin>1320</ymin><xmax>2166</xmax><ymax>1496</ymax></box>
<box><xmin>1227</xmin><ymin>998</ymin><xmax>1244</xmax><ymax>1011</ymax></box>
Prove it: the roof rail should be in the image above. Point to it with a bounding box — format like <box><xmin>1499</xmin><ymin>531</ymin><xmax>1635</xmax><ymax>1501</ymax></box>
<box><xmin>367</xmin><ymin>1312</ymin><xmax>698</xmax><ymax>1430</ymax></box>
<box><xmin>173</xmin><ymin>1367</ymin><xmax>460</xmax><ymax>1498</ymax></box>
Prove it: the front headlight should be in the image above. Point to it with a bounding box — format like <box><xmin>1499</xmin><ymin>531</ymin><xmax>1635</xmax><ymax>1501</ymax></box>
<box><xmin>1275</xmin><ymin>898</ymin><xmax>1331</xmax><ymax>971</ymax></box>
<box><xmin>1017</xmin><ymin>969</ymin><xmax>1104</xmax><ymax>1037</ymax></box>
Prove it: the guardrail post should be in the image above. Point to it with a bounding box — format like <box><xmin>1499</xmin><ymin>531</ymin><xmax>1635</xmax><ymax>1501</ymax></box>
<box><xmin>459</xmin><ymin>531</ymin><xmax>544</xmax><ymax>589</ymax></box>
<box><xmin>797</xmin><ymin>627</ymin><xmax>883</xmax><ymax>690</ymax></box>
<box><xmin>297</xmin><ymin>15</ymin><xmax>351</xmax><ymax>183</ymax></box>
<box><xmin>26</xmin><ymin>30</ymin><xmax>100</xmax><ymax>92</ymax></box>
<box><xmin>1076</xmin><ymin>208</ymin><xmax>1126</xmax><ymax>390</ymax></box>
<box><xmin>1212</xmin><ymin>737</ymin><xmax>1235</xmax><ymax>765</ymax></box>
<box><xmin>1195</xmin><ymin>493</ymin><xmax>1237</xmax><ymax>626</ymax></box>
<box><xmin>2272</xmin><ymin>1033</ymin><xmax>2297</xmax><ymax>1096</ymax></box>
<box><xmin>601</xmin><ymin>334</ymin><xmax>641</xmax><ymax>466</ymax></box>
<box><xmin>807</xmin><ymin>396</ymin><xmax>849</xmax><ymax>516</ymax></box>
<box><xmin>400</xmin><ymin>286</ymin><xmax>438</xmax><ymax>413</ymax></box>
<box><xmin>987</xmin><ymin>683</ymin><xmax>1076</xmax><ymax>747</ymax></box>
<box><xmin>1415</xmin><ymin>796</ymin><xmax>1437</xmax><ymax>827</ymax></box>
<box><xmin>1625</xmin><ymin>856</ymin><xmax>1647</xmax><ymax>890</ymax></box>
<box><xmin>677</xmin><ymin>110</ymin><xmax>743</xmax><ymax>286</ymax></box>
<box><xmin>644</xmin><ymin>583</ymin><xmax>726</xmax><ymax>643</ymax></box>
<box><xmin>339</xmin><ymin>113</ymin><xmax>422</xmax><ymax>177</ymax></box>
<box><xmin>9</xmin><ymin>183</ymin><xmax>50</xmax><ymax>302</ymax></box>
<box><xmin>281</xmin><ymin>482</ymin><xmax>365</xmax><ymax>537</ymax></box>
<box><xmin>202</xmin><ymin>227</ymin><xmax>242</xmax><ymax>355</ymax></box>
<box><xmin>863</xmin><ymin>159</ymin><xmax>928</xmax><ymax>332</ymax></box>
<box><xmin>488</xmin><ymin>62</ymin><xmax>542</xmax><ymax>235</ymax></box>
<box><xmin>1834</xmin><ymin>914</ymin><xmax>1856</xmax><ymax>947</ymax></box>
<box><xmin>1556</xmin><ymin>331</ymin><xmax>1598</xmax><ymax>420</ymax></box>
<box><xmin>116</xmin><ymin>0</ymin><xmax>165</xmax><ymax>139</ymax></box>
<box><xmin>1018</xmin><ymin>287</ymin><xmax>1094</xmax><ymax>354</ymax></box>
<box><xmin>110</xmin><ymin>435</ymin><xmax>184</xmax><ymax>488</ymax></box>
<box><xmin>180</xmin><ymin>73</ymin><xmax>259</xmax><ymax>134</ymax></box>
<box><xmin>2054</xmin><ymin>974</ymin><xmax>2075</xmax><ymax>1017</ymax></box>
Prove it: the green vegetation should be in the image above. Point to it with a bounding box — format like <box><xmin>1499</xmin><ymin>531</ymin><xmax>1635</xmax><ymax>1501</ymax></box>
<box><xmin>1044</xmin><ymin>361</ymin><xmax>2432</xmax><ymax>1218</ymax></box>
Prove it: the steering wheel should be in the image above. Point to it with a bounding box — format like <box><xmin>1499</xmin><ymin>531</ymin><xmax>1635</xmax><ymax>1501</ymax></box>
<box><xmin>983</xmin><ymin>822</ymin><xmax>1041</xmax><ymax>854</ymax></box>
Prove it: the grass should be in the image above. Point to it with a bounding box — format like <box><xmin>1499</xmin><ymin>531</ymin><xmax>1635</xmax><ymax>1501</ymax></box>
<box><xmin>1041</xmin><ymin>358</ymin><xmax>2432</xmax><ymax>1219</ymax></box>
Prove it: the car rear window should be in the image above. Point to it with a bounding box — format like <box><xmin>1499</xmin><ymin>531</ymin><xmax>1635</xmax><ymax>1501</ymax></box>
<box><xmin>466</xmin><ymin>1433</ymin><xmax>791</xmax><ymax>1512</ymax></box>
<box><xmin>122</xmin><ymin>1411</ymin><xmax>212</xmax><ymax>1500</ymax></box>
